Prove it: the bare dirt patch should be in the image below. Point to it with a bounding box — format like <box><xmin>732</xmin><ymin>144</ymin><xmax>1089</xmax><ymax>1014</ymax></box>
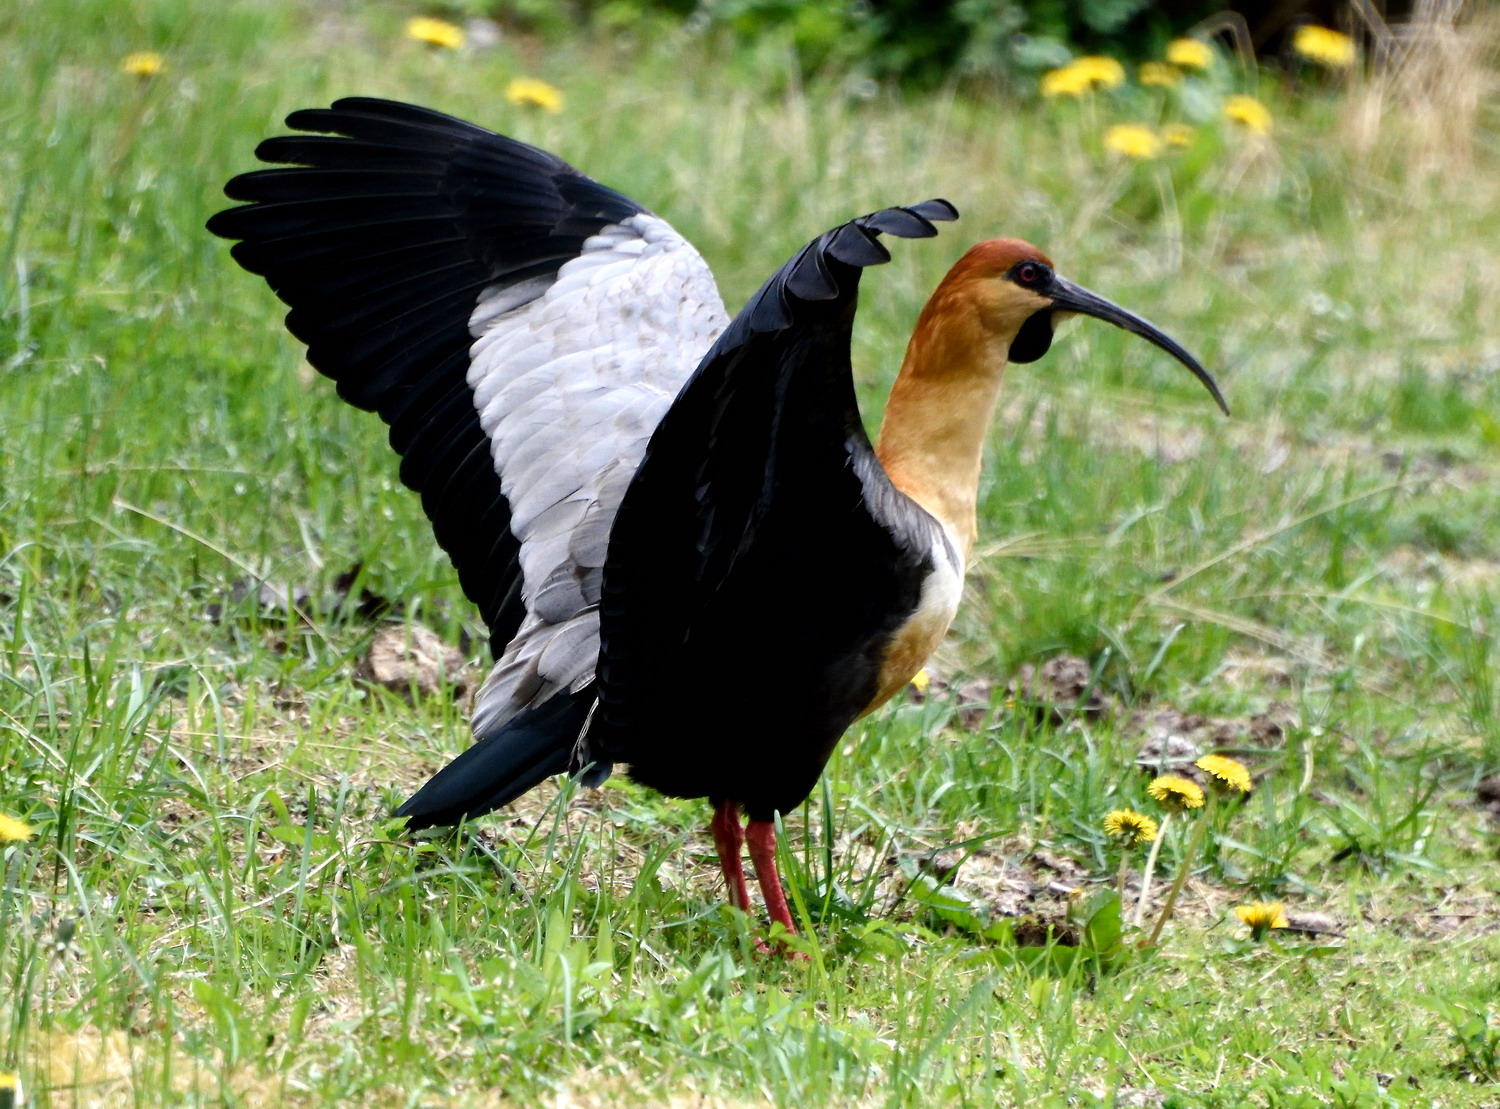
<box><xmin>1381</xmin><ymin>544</ymin><xmax>1500</xmax><ymax>589</ymax></box>
<box><xmin>357</xmin><ymin>622</ymin><xmax>475</xmax><ymax>699</ymax></box>
<box><xmin>1129</xmin><ymin>703</ymin><xmax>1297</xmax><ymax>776</ymax></box>
<box><xmin>1478</xmin><ymin>775</ymin><xmax>1500</xmax><ymax>829</ymax></box>
<box><xmin>1392</xmin><ymin>890</ymin><xmax>1500</xmax><ymax>941</ymax></box>
<box><xmin>1008</xmin><ymin>655</ymin><xmax>1113</xmax><ymax>722</ymax></box>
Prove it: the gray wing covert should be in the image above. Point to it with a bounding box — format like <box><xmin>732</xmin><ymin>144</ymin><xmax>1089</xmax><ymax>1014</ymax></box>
<box><xmin>468</xmin><ymin>213</ymin><xmax>729</xmax><ymax>740</ymax></box>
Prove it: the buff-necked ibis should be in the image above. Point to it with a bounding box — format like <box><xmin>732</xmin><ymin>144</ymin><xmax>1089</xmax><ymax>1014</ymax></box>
<box><xmin>209</xmin><ymin>98</ymin><xmax>1226</xmax><ymax>945</ymax></box>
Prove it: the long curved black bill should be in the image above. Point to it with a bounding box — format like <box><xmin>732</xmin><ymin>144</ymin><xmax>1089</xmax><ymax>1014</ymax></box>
<box><xmin>1050</xmin><ymin>276</ymin><xmax>1229</xmax><ymax>416</ymax></box>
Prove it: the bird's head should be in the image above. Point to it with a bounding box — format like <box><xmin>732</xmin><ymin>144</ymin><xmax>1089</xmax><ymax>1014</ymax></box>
<box><xmin>940</xmin><ymin>238</ymin><xmax>1228</xmax><ymax>415</ymax></box>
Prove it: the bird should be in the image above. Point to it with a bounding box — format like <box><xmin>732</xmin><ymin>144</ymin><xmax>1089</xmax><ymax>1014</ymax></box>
<box><xmin>208</xmin><ymin>97</ymin><xmax>1226</xmax><ymax>946</ymax></box>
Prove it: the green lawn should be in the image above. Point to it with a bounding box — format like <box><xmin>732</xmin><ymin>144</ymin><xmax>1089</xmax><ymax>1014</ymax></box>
<box><xmin>2</xmin><ymin>1</ymin><xmax>1498</xmax><ymax>1104</ymax></box>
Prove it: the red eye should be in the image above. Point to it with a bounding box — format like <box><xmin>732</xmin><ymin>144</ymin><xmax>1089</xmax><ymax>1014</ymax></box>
<box><xmin>1016</xmin><ymin>262</ymin><xmax>1040</xmax><ymax>286</ymax></box>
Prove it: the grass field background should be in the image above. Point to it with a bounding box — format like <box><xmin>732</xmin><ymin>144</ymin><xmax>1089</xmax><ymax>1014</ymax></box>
<box><xmin>2</xmin><ymin>0</ymin><xmax>1498</xmax><ymax>1104</ymax></box>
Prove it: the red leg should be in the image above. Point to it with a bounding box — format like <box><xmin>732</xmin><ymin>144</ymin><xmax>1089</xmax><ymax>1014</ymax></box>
<box><xmin>709</xmin><ymin>800</ymin><xmax>752</xmax><ymax>913</ymax></box>
<box><xmin>746</xmin><ymin>819</ymin><xmax>798</xmax><ymax>937</ymax></box>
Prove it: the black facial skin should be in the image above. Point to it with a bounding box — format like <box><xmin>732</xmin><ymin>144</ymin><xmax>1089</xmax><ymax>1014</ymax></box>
<box><xmin>1008</xmin><ymin>309</ymin><xmax>1055</xmax><ymax>363</ymax></box>
<box><xmin>1009</xmin><ymin>259</ymin><xmax>1055</xmax><ymax>293</ymax></box>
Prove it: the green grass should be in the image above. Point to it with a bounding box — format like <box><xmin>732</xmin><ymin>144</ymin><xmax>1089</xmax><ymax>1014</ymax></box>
<box><xmin>2</xmin><ymin>0</ymin><xmax>1498</xmax><ymax>1104</ymax></box>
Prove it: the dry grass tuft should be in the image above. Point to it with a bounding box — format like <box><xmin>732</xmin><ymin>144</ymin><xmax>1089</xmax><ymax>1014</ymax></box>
<box><xmin>549</xmin><ymin>1085</ymin><xmax>776</xmax><ymax>1109</ymax></box>
<box><xmin>30</xmin><ymin>1026</ymin><xmax>285</xmax><ymax>1107</ymax></box>
<box><xmin>1342</xmin><ymin>0</ymin><xmax>1500</xmax><ymax>177</ymax></box>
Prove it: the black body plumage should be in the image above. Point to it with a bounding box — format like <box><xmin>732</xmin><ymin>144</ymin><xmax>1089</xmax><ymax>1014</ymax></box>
<box><xmin>593</xmin><ymin>207</ymin><xmax>957</xmax><ymax>819</ymax></box>
<box><xmin>209</xmin><ymin>99</ymin><xmax>958</xmax><ymax>829</ymax></box>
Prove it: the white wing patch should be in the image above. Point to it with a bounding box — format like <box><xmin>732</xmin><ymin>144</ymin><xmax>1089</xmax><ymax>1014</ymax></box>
<box><xmin>466</xmin><ymin>214</ymin><xmax>728</xmax><ymax>739</ymax></box>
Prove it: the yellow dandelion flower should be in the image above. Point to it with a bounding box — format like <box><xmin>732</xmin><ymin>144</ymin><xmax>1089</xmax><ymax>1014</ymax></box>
<box><xmin>1224</xmin><ymin>94</ymin><xmax>1272</xmax><ymax>135</ymax></box>
<box><xmin>1103</xmin><ymin>809</ymin><xmax>1159</xmax><ymax>846</ymax></box>
<box><xmin>1138</xmin><ymin>62</ymin><xmax>1179</xmax><ymax>88</ymax></box>
<box><xmin>120</xmin><ymin>51</ymin><xmax>166</xmax><ymax>78</ymax></box>
<box><xmin>1104</xmin><ymin>124</ymin><xmax>1161</xmax><ymax>160</ymax></box>
<box><xmin>1146</xmin><ymin>775</ymin><xmax>1205</xmax><ymax>812</ymax></box>
<box><xmin>0</xmin><ymin>814</ymin><xmax>35</xmax><ymax>842</ymax></box>
<box><xmin>1196</xmin><ymin>754</ymin><xmax>1252</xmax><ymax>793</ymax></box>
<box><xmin>1293</xmin><ymin>25</ymin><xmax>1356</xmax><ymax>69</ymax></box>
<box><xmin>1162</xmin><ymin>123</ymin><xmax>1195</xmax><ymax>148</ymax></box>
<box><xmin>1040</xmin><ymin>65</ymin><xmax>1090</xmax><ymax>98</ymax></box>
<box><xmin>1041</xmin><ymin>57</ymin><xmax>1125</xmax><ymax>97</ymax></box>
<box><xmin>909</xmin><ymin>668</ymin><xmax>932</xmax><ymax>693</ymax></box>
<box><xmin>1234</xmin><ymin>900</ymin><xmax>1289</xmax><ymax>930</ymax></box>
<box><xmin>405</xmin><ymin>16</ymin><xmax>465</xmax><ymax>50</ymax></box>
<box><xmin>505</xmin><ymin>77</ymin><xmax>565</xmax><ymax>114</ymax></box>
<box><xmin>1166</xmin><ymin>38</ymin><xmax>1214</xmax><ymax>70</ymax></box>
<box><xmin>1072</xmin><ymin>56</ymin><xmax>1126</xmax><ymax>91</ymax></box>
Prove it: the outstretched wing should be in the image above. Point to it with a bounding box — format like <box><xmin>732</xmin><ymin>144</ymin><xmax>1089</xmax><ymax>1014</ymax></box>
<box><xmin>590</xmin><ymin>201</ymin><xmax>958</xmax><ymax>798</ymax></box>
<box><xmin>208</xmin><ymin>98</ymin><xmax>728</xmax><ymax>742</ymax></box>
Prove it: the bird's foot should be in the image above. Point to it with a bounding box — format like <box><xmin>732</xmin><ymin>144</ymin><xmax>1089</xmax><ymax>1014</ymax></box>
<box><xmin>760</xmin><ymin>927</ymin><xmax>809</xmax><ymax>962</ymax></box>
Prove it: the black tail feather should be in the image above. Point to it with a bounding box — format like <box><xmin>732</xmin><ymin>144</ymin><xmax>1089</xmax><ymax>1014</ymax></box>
<box><xmin>396</xmin><ymin>689</ymin><xmax>594</xmax><ymax>830</ymax></box>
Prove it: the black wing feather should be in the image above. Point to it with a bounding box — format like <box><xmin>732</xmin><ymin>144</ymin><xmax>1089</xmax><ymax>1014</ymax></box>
<box><xmin>591</xmin><ymin>201</ymin><xmax>958</xmax><ymax>815</ymax></box>
<box><xmin>710</xmin><ymin>202</ymin><xmax>956</xmax><ymax>353</ymax></box>
<box><xmin>208</xmin><ymin>97</ymin><xmax>646</xmax><ymax>654</ymax></box>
